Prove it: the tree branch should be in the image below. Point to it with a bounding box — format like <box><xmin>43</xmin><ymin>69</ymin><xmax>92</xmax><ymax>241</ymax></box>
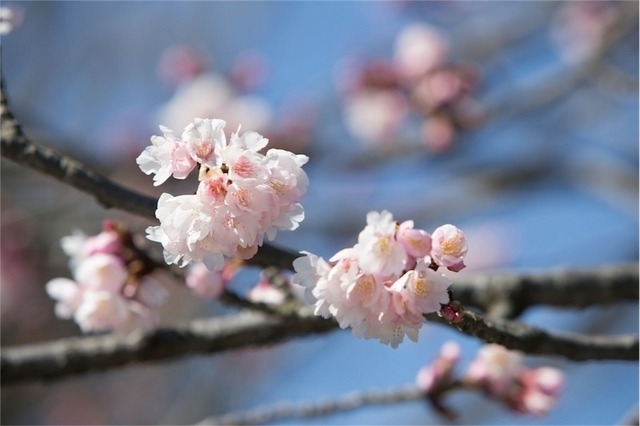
<box><xmin>197</xmin><ymin>385</ymin><xmax>425</xmax><ymax>425</ymax></box>
<box><xmin>451</xmin><ymin>263</ymin><xmax>639</xmax><ymax>318</ymax></box>
<box><xmin>434</xmin><ymin>311</ymin><xmax>639</xmax><ymax>362</ymax></box>
<box><xmin>3</xmin><ymin>297</ymin><xmax>637</xmax><ymax>386</ymax></box>
<box><xmin>0</xmin><ymin>311</ymin><xmax>337</xmax><ymax>387</ymax></box>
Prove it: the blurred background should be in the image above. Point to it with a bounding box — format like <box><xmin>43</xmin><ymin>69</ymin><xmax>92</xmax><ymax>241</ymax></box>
<box><xmin>1</xmin><ymin>1</ymin><xmax>638</xmax><ymax>424</ymax></box>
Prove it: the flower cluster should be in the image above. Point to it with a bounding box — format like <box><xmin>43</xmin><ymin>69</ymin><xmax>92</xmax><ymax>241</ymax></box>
<box><xmin>465</xmin><ymin>344</ymin><xmax>565</xmax><ymax>415</ymax></box>
<box><xmin>416</xmin><ymin>342</ymin><xmax>565</xmax><ymax>417</ymax></box>
<box><xmin>339</xmin><ymin>22</ymin><xmax>482</xmax><ymax>153</ymax></box>
<box><xmin>292</xmin><ymin>210</ymin><xmax>467</xmax><ymax>348</ymax></box>
<box><xmin>137</xmin><ymin>118</ymin><xmax>309</xmax><ymax>271</ymax></box>
<box><xmin>45</xmin><ymin>222</ymin><xmax>167</xmax><ymax>333</ymax></box>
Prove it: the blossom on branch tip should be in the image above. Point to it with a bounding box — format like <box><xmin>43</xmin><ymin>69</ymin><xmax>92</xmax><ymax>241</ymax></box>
<box><xmin>139</xmin><ymin>118</ymin><xmax>308</xmax><ymax>270</ymax></box>
<box><xmin>292</xmin><ymin>210</ymin><xmax>463</xmax><ymax>348</ymax></box>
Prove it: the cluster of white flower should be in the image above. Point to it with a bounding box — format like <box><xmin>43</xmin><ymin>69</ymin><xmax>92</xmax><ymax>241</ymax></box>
<box><xmin>292</xmin><ymin>210</ymin><xmax>468</xmax><ymax>348</ymax></box>
<box><xmin>416</xmin><ymin>342</ymin><xmax>564</xmax><ymax>416</ymax></box>
<box><xmin>45</xmin><ymin>223</ymin><xmax>167</xmax><ymax>333</ymax></box>
<box><xmin>137</xmin><ymin>118</ymin><xmax>309</xmax><ymax>270</ymax></box>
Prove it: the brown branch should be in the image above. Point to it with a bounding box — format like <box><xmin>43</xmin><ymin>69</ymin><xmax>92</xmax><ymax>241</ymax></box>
<box><xmin>197</xmin><ymin>385</ymin><xmax>425</xmax><ymax>425</ymax></box>
<box><xmin>435</xmin><ymin>310</ymin><xmax>639</xmax><ymax>362</ymax></box>
<box><xmin>3</xmin><ymin>298</ymin><xmax>637</xmax><ymax>386</ymax></box>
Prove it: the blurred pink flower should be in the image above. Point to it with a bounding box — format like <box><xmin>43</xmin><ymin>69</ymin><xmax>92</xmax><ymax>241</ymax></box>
<box><xmin>394</xmin><ymin>23</ymin><xmax>449</xmax><ymax>82</ymax></box>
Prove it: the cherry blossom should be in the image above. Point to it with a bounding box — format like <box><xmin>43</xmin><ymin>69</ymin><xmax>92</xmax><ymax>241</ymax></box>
<box><xmin>136</xmin><ymin>125</ymin><xmax>197</xmax><ymax>186</ymax></box>
<box><xmin>517</xmin><ymin>367</ymin><xmax>565</xmax><ymax>415</ymax></box>
<box><xmin>465</xmin><ymin>343</ymin><xmax>524</xmax><ymax>394</ymax></box>
<box><xmin>185</xmin><ymin>260</ymin><xmax>240</xmax><ymax>299</ymax></box>
<box><xmin>140</xmin><ymin>118</ymin><xmax>308</xmax><ymax>271</ymax></box>
<box><xmin>414</xmin><ymin>341</ymin><xmax>564</xmax><ymax>418</ymax></box>
<box><xmin>431</xmin><ymin>224</ymin><xmax>468</xmax><ymax>271</ymax></box>
<box><xmin>45</xmin><ymin>223</ymin><xmax>168</xmax><ymax>333</ymax></box>
<box><xmin>394</xmin><ymin>23</ymin><xmax>448</xmax><ymax>82</ymax></box>
<box><xmin>464</xmin><ymin>344</ymin><xmax>565</xmax><ymax>415</ymax></box>
<box><xmin>292</xmin><ymin>210</ymin><xmax>465</xmax><ymax>348</ymax></box>
<box><xmin>416</xmin><ymin>340</ymin><xmax>461</xmax><ymax>392</ymax></box>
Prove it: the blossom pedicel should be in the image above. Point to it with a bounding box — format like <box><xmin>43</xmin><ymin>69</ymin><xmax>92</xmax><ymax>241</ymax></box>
<box><xmin>292</xmin><ymin>210</ymin><xmax>467</xmax><ymax>348</ymax></box>
<box><xmin>137</xmin><ymin>118</ymin><xmax>308</xmax><ymax>271</ymax></box>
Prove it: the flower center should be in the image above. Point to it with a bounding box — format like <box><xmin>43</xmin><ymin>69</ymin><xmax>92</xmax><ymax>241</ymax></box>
<box><xmin>354</xmin><ymin>275</ymin><xmax>375</xmax><ymax>302</ymax></box>
<box><xmin>413</xmin><ymin>278</ymin><xmax>431</xmax><ymax>297</ymax></box>
<box><xmin>441</xmin><ymin>234</ymin><xmax>462</xmax><ymax>254</ymax></box>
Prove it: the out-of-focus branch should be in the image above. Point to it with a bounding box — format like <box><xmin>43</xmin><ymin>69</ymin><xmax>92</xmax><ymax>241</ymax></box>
<box><xmin>0</xmin><ymin>311</ymin><xmax>337</xmax><ymax>387</ymax></box>
<box><xmin>483</xmin><ymin>0</ymin><xmax>638</xmax><ymax>121</ymax></box>
<box><xmin>197</xmin><ymin>385</ymin><xmax>425</xmax><ymax>425</ymax></box>
<box><xmin>0</xmin><ymin>76</ymin><xmax>299</xmax><ymax>271</ymax></box>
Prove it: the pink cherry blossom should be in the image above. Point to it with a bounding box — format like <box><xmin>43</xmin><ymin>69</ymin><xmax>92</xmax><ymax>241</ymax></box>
<box><xmin>465</xmin><ymin>343</ymin><xmax>524</xmax><ymax>395</ymax></box>
<box><xmin>136</xmin><ymin>125</ymin><xmax>196</xmax><ymax>186</ymax></box>
<box><xmin>140</xmin><ymin>118</ymin><xmax>308</xmax><ymax>271</ymax></box>
<box><xmin>394</xmin><ymin>23</ymin><xmax>448</xmax><ymax>81</ymax></box>
<box><xmin>356</xmin><ymin>210</ymin><xmax>406</xmax><ymax>279</ymax></box>
<box><xmin>181</xmin><ymin>118</ymin><xmax>226</xmax><ymax>168</ymax></box>
<box><xmin>431</xmin><ymin>224</ymin><xmax>468</xmax><ymax>271</ymax></box>
<box><xmin>45</xmin><ymin>278</ymin><xmax>83</xmax><ymax>319</ymax></box>
<box><xmin>186</xmin><ymin>262</ymin><xmax>226</xmax><ymax>298</ymax></box>
<box><xmin>73</xmin><ymin>290</ymin><xmax>132</xmax><ymax>333</ymax></box>
<box><xmin>416</xmin><ymin>341</ymin><xmax>461</xmax><ymax>392</ymax></box>
<box><xmin>46</xmin><ymin>227</ymin><xmax>168</xmax><ymax>333</ymax></box>
<box><xmin>516</xmin><ymin>367</ymin><xmax>565</xmax><ymax>415</ymax></box>
<box><xmin>292</xmin><ymin>210</ymin><xmax>460</xmax><ymax>348</ymax></box>
<box><xmin>397</xmin><ymin>220</ymin><xmax>432</xmax><ymax>260</ymax></box>
<box><xmin>391</xmin><ymin>259</ymin><xmax>451</xmax><ymax>315</ymax></box>
<box><xmin>75</xmin><ymin>253</ymin><xmax>128</xmax><ymax>293</ymax></box>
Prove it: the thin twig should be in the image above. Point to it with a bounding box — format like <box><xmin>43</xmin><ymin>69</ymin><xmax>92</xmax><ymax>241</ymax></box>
<box><xmin>197</xmin><ymin>385</ymin><xmax>425</xmax><ymax>425</ymax></box>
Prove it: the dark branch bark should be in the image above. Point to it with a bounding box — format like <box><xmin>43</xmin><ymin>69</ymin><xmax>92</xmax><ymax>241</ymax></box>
<box><xmin>451</xmin><ymin>263</ymin><xmax>639</xmax><ymax>318</ymax></box>
<box><xmin>3</xmin><ymin>299</ymin><xmax>637</xmax><ymax>386</ymax></box>
<box><xmin>440</xmin><ymin>311</ymin><xmax>639</xmax><ymax>362</ymax></box>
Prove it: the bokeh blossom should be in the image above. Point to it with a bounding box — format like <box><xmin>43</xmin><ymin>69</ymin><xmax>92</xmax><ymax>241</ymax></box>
<box><xmin>45</xmin><ymin>222</ymin><xmax>167</xmax><ymax>333</ymax></box>
<box><xmin>138</xmin><ymin>118</ymin><xmax>309</xmax><ymax>271</ymax></box>
<box><xmin>464</xmin><ymin>344</ymin><xmax>565</xmax><ymax>416</ymax></box>
<box><xmin>292</xmin><ymin>210</ymin><xmax>467</xmax><ymax>348</ymax></box>
<box><xmin>415</xmin><ymin>342</ymin><xmax>565</xmax><ymax>418</ymax></box>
